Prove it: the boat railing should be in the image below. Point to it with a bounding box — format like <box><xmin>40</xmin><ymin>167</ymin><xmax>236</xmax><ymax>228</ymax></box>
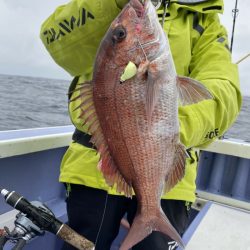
<box><xmin>195</xmin><ymin>138</ymin><xmax>250</xmax><ymax>212</ymax></box>
<box><xmin>1</xmin><ymin>125</ymin><xmax>250</xmax><ymax>213</ymax></box>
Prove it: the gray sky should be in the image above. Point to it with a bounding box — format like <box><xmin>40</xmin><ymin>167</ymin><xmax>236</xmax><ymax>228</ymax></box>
<box><xmin>0</xmin><ymin>0</ymin><xmax>249</xmax><ymax>95</ymax></box>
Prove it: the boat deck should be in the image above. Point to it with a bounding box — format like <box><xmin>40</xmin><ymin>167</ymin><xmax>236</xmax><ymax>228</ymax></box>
<box><xmin>181</xmin><ymin>202</ymin><xmax>250</xmax><ymax>249</ymax></box>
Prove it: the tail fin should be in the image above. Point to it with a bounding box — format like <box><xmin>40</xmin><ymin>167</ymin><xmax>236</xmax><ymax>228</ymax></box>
<box><xmin>119</xmin><ymin>210</ymin><xmax>184</xmax><ymax>250</ymax></box>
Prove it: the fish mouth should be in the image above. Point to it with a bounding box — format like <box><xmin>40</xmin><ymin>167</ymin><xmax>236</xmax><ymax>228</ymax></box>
<box><xmin>127</xmin><ymin>0</ymin><xmax>166</xmax><ymax>61</ymax></box>
<box><xmin>129</xmin><ymin>0</ymin><xmax>146</xmax><ymax>17</ymax></box>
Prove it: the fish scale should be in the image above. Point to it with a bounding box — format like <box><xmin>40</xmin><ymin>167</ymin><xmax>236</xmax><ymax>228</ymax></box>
<box><xmin>72</xmin><ymin>0</ymin><xmax>213</xmax><ymax>249</ymax></box>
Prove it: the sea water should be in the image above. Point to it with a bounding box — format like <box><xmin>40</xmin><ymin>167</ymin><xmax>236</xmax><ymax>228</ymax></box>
<box><xmin>0</xmin><ymin>74</ymin><xmax>249</xmax><ymax>141</ymax></box>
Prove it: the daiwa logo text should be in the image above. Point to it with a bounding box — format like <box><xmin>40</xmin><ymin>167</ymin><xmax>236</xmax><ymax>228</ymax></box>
<box><xmin>43</xmin><ymin>8</ymin><xmax>95</xmax><ymax>45</ymax></box>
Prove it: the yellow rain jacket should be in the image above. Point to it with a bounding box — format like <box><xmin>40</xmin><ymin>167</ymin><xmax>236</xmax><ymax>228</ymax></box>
<box><xmin>40</xmin><ymin>0</ymin><xmax>241</xmax><ymax>202</ymax></box>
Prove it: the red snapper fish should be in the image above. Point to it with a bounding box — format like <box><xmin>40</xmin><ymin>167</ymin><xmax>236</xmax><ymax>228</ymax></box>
<box><xmin>72</xmin><ymin>0</ymin><xmax>212</xmax><ymax>249</ymax></box>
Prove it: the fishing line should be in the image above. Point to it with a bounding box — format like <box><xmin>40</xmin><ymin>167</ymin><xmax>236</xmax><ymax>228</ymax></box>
<box><xmin>94</xmin><ymin>191</ymin><xmax>109</xmax><ymax>248</ymax></box>
<box><xmin>138</xmin><ymin>38</ymin><xmax>148</xmax><ymax>61</ymax></box>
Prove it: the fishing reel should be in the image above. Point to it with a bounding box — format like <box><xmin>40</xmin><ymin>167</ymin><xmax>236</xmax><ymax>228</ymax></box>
<box><xmin>0</xmin><ymin>201</ymin><xmax>54</xmax><ymax>250</ymax></box>
<box><xmin>0</xmin><ymin>189</ymin><xmax>95</xmax><ymax>250</ymax></box>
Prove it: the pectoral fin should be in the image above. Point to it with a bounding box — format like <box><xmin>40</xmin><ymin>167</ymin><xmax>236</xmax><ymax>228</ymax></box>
<box><xmin>177</xmin><ymin>76</ymin><xmax>213</xmax><ymax>106</ymax></box>
<box><xmin>143</xmin><ymin>60</ymin><xmax>164</xmax><ymax>124</ymax></box>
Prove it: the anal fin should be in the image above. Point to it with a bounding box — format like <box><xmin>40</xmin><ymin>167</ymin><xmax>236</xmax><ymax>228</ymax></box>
<box><xmin>164</xmin><ymin>143</ymin><xmax>187</xmax><ymax>193</ymax></box>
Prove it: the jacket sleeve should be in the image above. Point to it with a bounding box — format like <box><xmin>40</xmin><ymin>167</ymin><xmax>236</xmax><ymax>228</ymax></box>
<box><xmin>40</xmin><ymin>0</ymin><xmax>128</xmax><ymax>78</ymax></box>
<box><xmin>179</xmin><ymin>12</ymin><xmax>242</xmax><ymax>148</ymax></box>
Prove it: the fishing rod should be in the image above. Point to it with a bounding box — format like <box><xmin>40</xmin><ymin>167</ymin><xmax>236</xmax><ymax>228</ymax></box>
<box><xmin>236</xmin><ymin>53</ymin><xmax>250</xmax><ymax>64</ymax></box>
<box><xmin>230</xmin><ymin>0</ymin><xmax>239</xmax><ymax>52</ymax></box>
<box><xmin>0</xmin><ymin>188</ymin><xmax>94</xmax><ymax>250</ymax></box>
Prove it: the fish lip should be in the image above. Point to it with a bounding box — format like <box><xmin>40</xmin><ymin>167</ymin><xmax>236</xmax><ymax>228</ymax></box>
<box><xmin>129</xmin><ymin>0</ymin><xmax>146</xmax><ymax>17</ymax></box>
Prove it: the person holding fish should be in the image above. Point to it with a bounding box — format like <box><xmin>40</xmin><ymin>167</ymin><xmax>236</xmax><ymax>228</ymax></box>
<box><xmin>40</xmin><ymin>0</ymin><xmax>241</xmax><ymax>249</ymax></box>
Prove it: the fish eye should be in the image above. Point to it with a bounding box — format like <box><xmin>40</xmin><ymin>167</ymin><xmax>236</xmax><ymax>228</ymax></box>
<box><xmin>112</xmin><ymin>26</ymin><xmax>127</xmax><ymax>42</ymax></box>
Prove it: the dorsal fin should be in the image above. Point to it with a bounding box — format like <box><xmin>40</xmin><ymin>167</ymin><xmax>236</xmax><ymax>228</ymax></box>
<box><xmin>70</xmin><ymin>81</ymin><xmax>133</xmax><ymax>197</ymax></box>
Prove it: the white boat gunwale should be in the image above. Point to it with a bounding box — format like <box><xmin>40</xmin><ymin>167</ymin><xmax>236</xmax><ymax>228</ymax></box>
<box><xmin>1</xmin><ymin>126</ymin><xmax>250</xmax><ymax>159</ymax></box>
